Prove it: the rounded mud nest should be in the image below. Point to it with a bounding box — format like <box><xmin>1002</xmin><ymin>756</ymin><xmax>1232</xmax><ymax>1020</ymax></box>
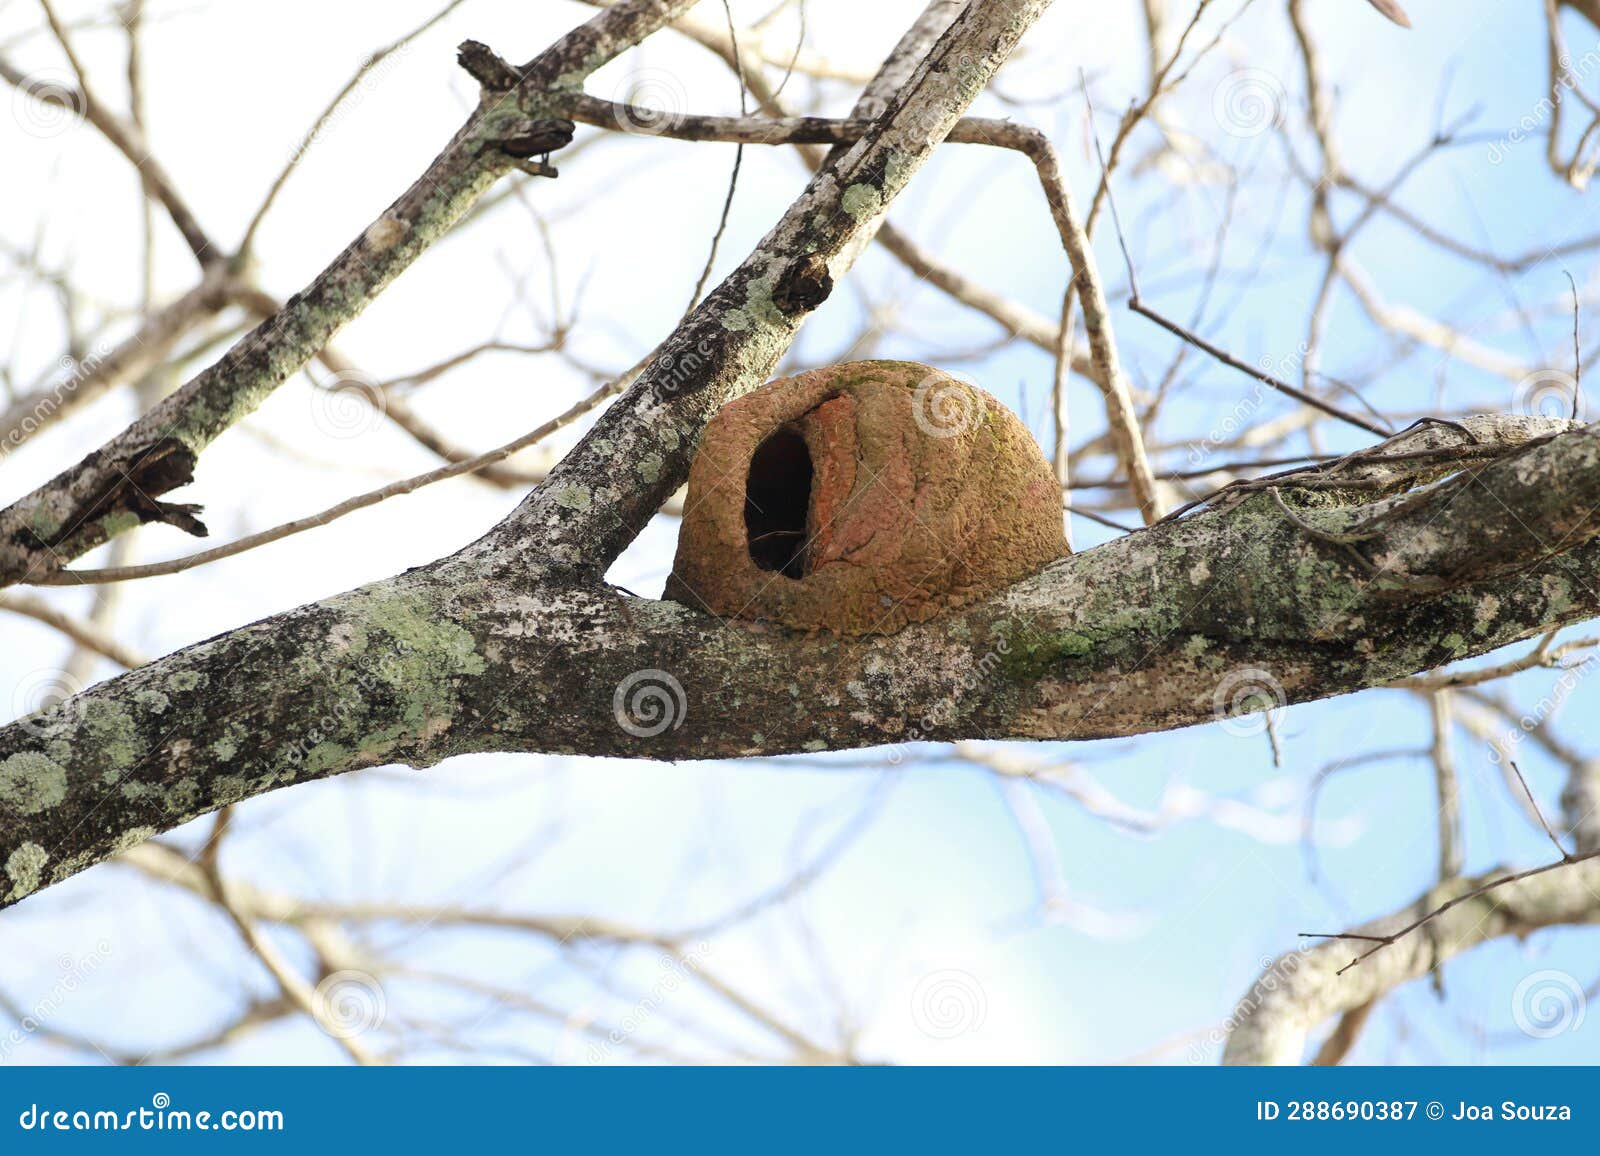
<box><xmin>664</xmin><ymin>360</ymin><xmax>1068</xmax><ymax>635</ymax></box>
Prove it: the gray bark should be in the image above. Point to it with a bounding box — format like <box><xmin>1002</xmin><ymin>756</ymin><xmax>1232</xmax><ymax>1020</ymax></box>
<box><xmin>1222</xmin><ymin>861</ymin><xmax>1600</xmax><ymax>1064</ymax></box>
<box><xmin>4</xmin><ymin>412</ymin><xmax>1599</xmax><ymax>908</ymax></box>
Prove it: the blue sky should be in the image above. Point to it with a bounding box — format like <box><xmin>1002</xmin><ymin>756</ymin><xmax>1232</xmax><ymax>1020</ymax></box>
<box><xmin>1</xmin><ymin>0</ymin><xmax>1598</xmax><ymax>1064</ymax></box>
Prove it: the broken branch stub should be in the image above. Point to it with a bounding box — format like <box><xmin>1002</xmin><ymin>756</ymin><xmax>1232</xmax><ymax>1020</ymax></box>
<box><xmin>664</xmin><ymin>361</ymin><xmax>1067</xmax><ymax>635</ymax></box>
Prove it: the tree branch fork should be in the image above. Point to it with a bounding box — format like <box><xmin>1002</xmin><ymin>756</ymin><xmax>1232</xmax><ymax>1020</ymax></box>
<box><xmin>0</xmin><ymin>0</ymin><xmax>1057</xmax><ymax>899</ymax></box>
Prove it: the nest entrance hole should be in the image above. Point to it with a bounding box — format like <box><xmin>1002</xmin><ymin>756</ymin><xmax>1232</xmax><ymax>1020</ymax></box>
<box><xmin>745</xmin><ymin>425</ymin><xmax>812</xmax><ymax>579</ymax></box>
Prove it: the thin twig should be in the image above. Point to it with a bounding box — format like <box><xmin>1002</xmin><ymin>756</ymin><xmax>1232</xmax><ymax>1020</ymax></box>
<box><xmin>1429</xmin><ymin>691</ymin><xmax>1462</xmax><ymax>881</ymax></box>
<box><xmin>1509</xmin><ymin>760</ymin><xmax>1575</xmax><ymax>862</ymax></box>
<box><xmin>0</xmin><ymin>592</ymin><xmax>145</xmax><ymax>668</ymax></box>
<box><xmin>1080</xmin><ymin>57</ymin><xmax>1390</xmax><ymax>440</ymax></box>
<box><xmin>683</xmin><ymin>0</ymin><xmax>747</xmax><ymax>313</ymax></box>
<box><xmin>197</xmin><ymin>811</ymin><xmax>380</xmax><ymax>1065</ymax></box>
<box><xmin>1072</xmin><ymin>506</ymin><xmax>1137</xmax><ymax>533</ymax></box>
<box><xmin>37</xmin><ymin>366</ymin><xmax>645</xmax><ymax>585</ymax></box>
<box><xmin>237</xmin><ymin>0</ymin><xmax>472</xmax><ymax>256</ymax></box>
<box><xmin>1300</xmin><ymin>848</ymin><xmax>1600</xmax><ymax>975</ymax></box>
<box><xmin>1567</xmin><ymin>269</ymin><xmax>1584</xmax><ymax>419</ymax></box>
<box><xmin>1127</xmin><ymin>300</ymin><xmax>1391</xmax><ymax>437</ymax></box>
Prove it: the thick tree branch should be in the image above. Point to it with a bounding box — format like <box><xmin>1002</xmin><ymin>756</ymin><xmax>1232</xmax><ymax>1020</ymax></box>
<box><xmin>5</xmin><ymin>413</ymin><xmax>1600</xmax><ymax>908</ymax></box>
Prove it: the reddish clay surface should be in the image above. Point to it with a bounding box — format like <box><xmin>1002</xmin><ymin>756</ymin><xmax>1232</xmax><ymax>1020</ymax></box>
<box><xmin>664</xmin><ymin>361</ymin><xmax>1069</xmax><ymax>635</ymax></box>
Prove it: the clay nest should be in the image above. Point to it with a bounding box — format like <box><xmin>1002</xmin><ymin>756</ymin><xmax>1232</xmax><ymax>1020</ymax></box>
<box><xmin>664</xmin><ymin>360</ymin><xmax>1068</xmax><ymax>635</ymax></box>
